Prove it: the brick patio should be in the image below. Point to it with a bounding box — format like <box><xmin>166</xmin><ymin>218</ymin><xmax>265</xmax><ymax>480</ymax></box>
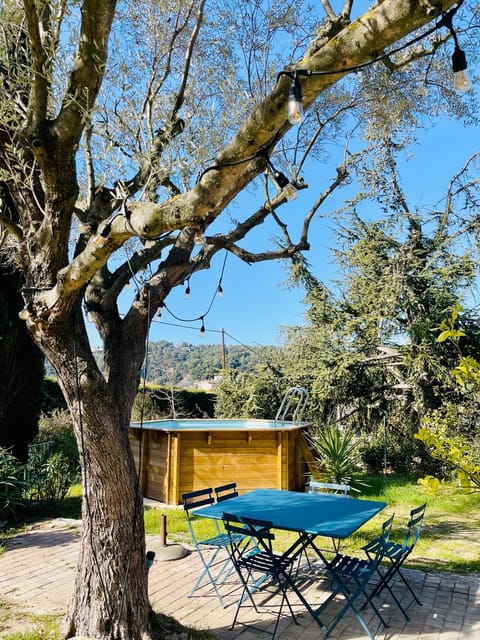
<box><xmin>0</xmin><ymin>518</ymin><xmax>479</xmax><ymax>639</ymax></box>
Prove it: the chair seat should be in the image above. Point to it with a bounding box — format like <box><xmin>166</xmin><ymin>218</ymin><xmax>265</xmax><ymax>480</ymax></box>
<box><xmin>239</xmin><ymin>550</ymin><xmax>294</xmax><ymax>575</ymax></box>
<box><xmin>328</xmin><ymin>553</ymin><xmax>376</xmax><ymax>581</ymax></box>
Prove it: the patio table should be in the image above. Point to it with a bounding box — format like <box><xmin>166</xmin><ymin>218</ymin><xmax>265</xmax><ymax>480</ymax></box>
<box><xmin>194</xmin><ymin>487</ymin><xmax>386</xmax><ymax>541</ymax></box>
<box><xmin>194</xmin><ymin>487</ymin><xmax>387</xmax><ymax>626</ymax></box>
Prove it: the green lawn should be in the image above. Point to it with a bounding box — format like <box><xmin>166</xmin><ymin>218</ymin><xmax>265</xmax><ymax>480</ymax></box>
<box><xmin>2</xmin><ymin>475</ymin><xmax>479</xmax><ymax>574</ymax></box>
<box><xmin>145</xmin><ymin>475</ymin><xmax>480</xmax><ymax>574</ymax></box>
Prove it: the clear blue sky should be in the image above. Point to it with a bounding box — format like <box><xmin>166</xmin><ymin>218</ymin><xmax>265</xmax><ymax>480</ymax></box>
<box><xmin>146</xmin><ymin>112</ymin><xmax>480</xmax><ymax>349</ymax></box>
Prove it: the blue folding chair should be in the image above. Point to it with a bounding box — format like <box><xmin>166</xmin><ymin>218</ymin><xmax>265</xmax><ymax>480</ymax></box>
<box><xmin>182</xmin><ymin>487</ymin><xmax>246</xmax><ymax>607</ymax></box>
<box><xmin>364</xmin><ymin>503</ymin><xmax>427</xmax><ymax>620</ymax></box>
<box><xmin>214</xmin><ymin>482</ymin><xmax>239</xmax><ymax>502</ymax></box>
<box><xmin>317</xmin><ymin>516</ymin><xmax>394</xmax><ymax>639</ymax></box>
<box><xmin>223</xmin><ymin>512</ymin><xmax>324</xmax><ymax>639</ymax></box>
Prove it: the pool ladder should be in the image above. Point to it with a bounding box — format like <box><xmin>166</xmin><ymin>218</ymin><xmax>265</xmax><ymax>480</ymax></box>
<box><xmin>275</xmin><ymin>387</ymin><xmax>309</xmax><ymax>425</ymax></box>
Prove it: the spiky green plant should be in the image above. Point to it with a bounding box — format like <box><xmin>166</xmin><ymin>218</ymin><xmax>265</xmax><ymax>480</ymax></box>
<box><xmin>308</xmin><ymin>425</ymin><xmax>365</xmax><ymax>491</ymax></box>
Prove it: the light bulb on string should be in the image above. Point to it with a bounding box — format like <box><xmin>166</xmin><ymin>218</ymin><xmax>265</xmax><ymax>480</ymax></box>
<box><xmin>267</xmin><ymin>161</ymin><xmax>298</xmax><ymax>201</ymax></box>
<box><xmin>452</xmin><ymin>45</ymin><xmax>470</xmax><ymax>92</ymax></box>
<box><xmin>94</xmin><ymin>221</ymin><xmax>112</xmax><ymax>245</ymax></box>
<box><xmin>193</xmin><ymin>228</ymin><xmax>206</xmax><ymax>245</ymax></box>
<box><xmin>18</xmin><ymin>302</ymin><xmax>33</xmax><ymax>320</ymax></box>
<box><xmin>199</xmin><ymin>317</ymin><xmax>206</xmax><ymax>338</ymax></box>
<box><xmin>287</xmin><ymin>74</ymin><xmax>304</xmax><ymax>125</ymax></box>
<box><xmin>217</xmin><ymin>283</ymin><xmax>224</xmax><ymax>298</ymax></box>
<box><xmin>184</xmin><ymin>280</ymin><xmax>191</xmax><ymax>299</ymax></box>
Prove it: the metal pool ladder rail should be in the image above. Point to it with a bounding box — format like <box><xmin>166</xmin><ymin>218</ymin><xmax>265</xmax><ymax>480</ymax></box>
<box><xmin>275</xmin><ymin>386</ymin><xmax>309</xmax><ymax>424</ymax></box>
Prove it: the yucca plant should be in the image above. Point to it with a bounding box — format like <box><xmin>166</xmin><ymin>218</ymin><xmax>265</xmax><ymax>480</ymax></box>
<box><xmin>308</xmin><ymin>424</ymin><xmax>366</xmax><ymax>493</ymax></box>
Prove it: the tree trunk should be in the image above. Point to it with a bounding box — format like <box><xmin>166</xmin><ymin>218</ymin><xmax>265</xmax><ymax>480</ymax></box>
<box><xmin>63</xmin><ymin>416</ymin><xmax>151</xmax><ymax>640</ymax></box>
<box><xmin>41</xmin><ymin>317</ymin><xmax>152</xmax><ymax>640</ymax></box>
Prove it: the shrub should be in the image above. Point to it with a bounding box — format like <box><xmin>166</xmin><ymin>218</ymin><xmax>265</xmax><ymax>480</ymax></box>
<box><xmin>0</xmin><ymin>447</ymin><xmax>25</xmax><ymax>518</ymax></box>
<box><xmin>26</xmin><ymin>452</ymin><xmax>74</xmax><ymax>501</ymax></box>
<box><xmin>362</xmin><ymin>429</ymin><xmax>448</xmax><ymax>477</ymax></box>
<box><xmin>36</xmin><ymin>409</ymin><xmax>79</xmax><ymax>474</ymax></box>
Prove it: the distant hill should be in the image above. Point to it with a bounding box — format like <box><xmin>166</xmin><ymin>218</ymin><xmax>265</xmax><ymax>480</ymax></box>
<box><xmin>146</xmin><ymin>340</ymin><xmax>279</xmax><ymax>386</ymax></box>
<box><xmin>45</xmin><ymin>340</ymin><xmax>279</xmax><ymax>386</ymax></box>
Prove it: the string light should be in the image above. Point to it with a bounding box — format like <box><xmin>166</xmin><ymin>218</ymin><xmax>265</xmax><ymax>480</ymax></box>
<box><xmin>278</xmin><ymin>4</ymin><xmax>469</xmax><ymax>120</ymax></box>
<box><xmin>94</xmin><ymin>220</ymin><xmax>112</xmax><ymax>245</ymax></box>
<box><xmin>267</xmin><ymin>160</ymin><xmax>298</xmax><ymax>201</ymax></box>
<box><xmin>287</xmin><ymin>74</ymin><xmax>304</xmax><ymax>125</ymax></box>
<box><xmin>184</xmin><ymin>279</ymin><xmax>191</xmax><ymax>299</ymax></box>
<box><xmin>217</xmin><ymin>283</ymin><xmax>224</xmax><ymax>298</ymax></box>
<box><xmin>193</xmin><ymin>227</ymin><xmax>206</xmax><ymax>246</ymax></box>
<box><xmin>199</xmin><ymin>317</ymin><xmax>206</xmax><ymax>337</ymax></box>
<box><xmin>18</xmin><ymin>302</ymin><xmax>33</xmax><ymax>320</ymax></box>
<box><xmin>441</xmin><ymin>9</ymin><xmax>470</xmax><ymax>92</ymax></box>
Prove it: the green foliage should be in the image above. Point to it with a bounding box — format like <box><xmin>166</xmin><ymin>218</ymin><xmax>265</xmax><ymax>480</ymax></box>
<box><xmin>45</xmin><ymin>341</ymin><xmax>279</xmax><ymax>386</ymax></box>
<box><xmin>36</xmin><ymin>410</ymin><xmax>78</xmax><ymax>467</ymax></box>
<box><xmin>25</xmin><ymin>452</ymin><xmax>75</xmax><ymax>502</ymax></box>
<box><xmin>362</xmin><ymin>428</ymin><xmax>447</xmax><ymax>477</ymax></box>
<box><xmin>215</xmin><ymin>368</ymin><xmax>286</xmax><ymax>419</ymax></box>
<box><xmin>307</xmin><ymin>424</ymin><xmax>364</xmax><ymax>489</ymax></box>
<box><xmin>416</xmin><ymin>410</ymin><xmax>480</xmax><ymax>492</ymax></box>
<box><xmin>0</xmin><ymin>447</ymin><xmax>25</xmax><ymax>518</ymax></box>
<box><xmin>416</xmin><ymin>306</ymin><xmax>480</xmax><ymax>493</ymax></box>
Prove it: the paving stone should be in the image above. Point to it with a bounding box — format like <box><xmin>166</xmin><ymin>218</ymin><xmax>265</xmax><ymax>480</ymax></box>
<box><xmin>0</xmin><ymin>520</ymin><xmax>479</xmax><ymax>639</ymax></box>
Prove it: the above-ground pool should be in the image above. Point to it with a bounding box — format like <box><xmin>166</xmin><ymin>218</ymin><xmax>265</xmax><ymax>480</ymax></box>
<box><xmin>129</xmin><ymin>419</ymin><xmax>313</xmax><ymax>505</ymax></box>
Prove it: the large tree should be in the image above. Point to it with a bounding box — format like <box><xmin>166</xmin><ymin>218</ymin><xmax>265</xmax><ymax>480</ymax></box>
<box><xmin>0</xmin><ymin>1</ymin><xmax>477</xmax><ymax>638</ymax></box>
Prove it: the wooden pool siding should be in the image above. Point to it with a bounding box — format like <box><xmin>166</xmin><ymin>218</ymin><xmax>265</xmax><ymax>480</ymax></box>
<box><xmin>129</xmin><ymin>425</ymin><xmax>312</xmax><ymax>504</ymax></box>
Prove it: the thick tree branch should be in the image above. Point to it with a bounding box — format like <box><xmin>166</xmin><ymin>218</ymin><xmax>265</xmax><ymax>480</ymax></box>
<box><xmin>54</xmin><ymin>0</ymin><xmax>117</xmax><ymax>146</ymax></box>
<box><xmin>22</xmin><ymin>0</ymin><xmax>49</xmax><ymax>126</ymax></box>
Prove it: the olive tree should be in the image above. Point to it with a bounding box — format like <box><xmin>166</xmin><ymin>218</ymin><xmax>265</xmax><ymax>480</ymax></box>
<box><xmin>0</xmin><ymin>1</ymin><xmax>474</xmax><ymax>638</ymax></box>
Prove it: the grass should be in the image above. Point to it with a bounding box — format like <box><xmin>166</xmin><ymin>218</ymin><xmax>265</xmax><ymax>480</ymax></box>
<box><xmin>144</xmin><ymin>474</ymin><xmax>480</xmax><ymax>574</ymax></box>
<box><xmin>3</xmin><ymin>476</ymin><xmax>479</xmax><ymax>574</ymax></box>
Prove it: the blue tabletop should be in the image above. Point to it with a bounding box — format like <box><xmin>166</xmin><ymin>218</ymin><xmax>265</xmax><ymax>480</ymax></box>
<box><xmin>195</xmin><ymin>488</ymin><xmax>386</xmax><ymax>539</ymax></box>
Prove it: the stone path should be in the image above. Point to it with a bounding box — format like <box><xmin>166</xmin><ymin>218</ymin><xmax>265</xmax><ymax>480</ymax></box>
<box><xmin>1</xmin><ymin>518</ymin><xmax>479</xmax><ymax>639</ymax></box>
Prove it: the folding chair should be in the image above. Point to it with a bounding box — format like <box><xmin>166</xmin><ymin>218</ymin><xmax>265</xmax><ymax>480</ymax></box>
<box><xmin>222</xmin><ymin>512</ymin><xmax>324</xmax><ymax>639</ymax></box>
<box><xmin>308</xmin><ymin>479</ymin><xmax>351</xmax><ymax>496</ymax></box>
<box><xmin>308</xmin><ymin>479</ymin><xmax>351</xmax><ymax>555</ymax></box>
<box><xmin>318</xmin><ymin>519</ymin><xmax>393</xmax><ymax>640</ymax></box>
<box><xmin>182</xmin><ymin>488</ymin><xmax>246</xmax><ymax>607</ymax></box>
<box><xmin>364</xmin><ymin>502</ymin><xmax>427</xmax><ymax>620</ymax></box>
<box><xmin>215</xmin><ymin>482</ymin><xmax>239</xmax><ymax>502</ymax></box>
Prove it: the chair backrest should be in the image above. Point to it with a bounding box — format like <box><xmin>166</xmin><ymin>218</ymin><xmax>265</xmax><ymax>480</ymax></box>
<box><xmin>369</xmin><ymin>523</ymin><xmax>393</xmax><ymax>569</ymax></box>
<box><xmin>215</xmin><ymin>482</ymin><xmax>238</xmax><ymax>502</ymax></box>
<box><xmin>308</xmin><ymin>479</ymin><xmax>351</xmax><ymax>496</ymax></box>
<box><xmin>381</xmin><ymin>513</ymin><xmax>395</xmax><ymax>542</ymax></box>
<box><xmin>182</xmin><ymin>488</ymin><xmax>218</xmax><ymax>542</ymax></box>
<box><xmin>402</xmin><ymin>502</ymin><xmax>427</xmax><ymax>551</ymax></box>
<box><xmin>182</xmin><ymin>487</ymin><xmax>215</xmax><ymax>515</ymax></box>
<box><xmin>223</xmin><ymin>512</ymin><xmax>275</xmax><ymax>553</ymax></box>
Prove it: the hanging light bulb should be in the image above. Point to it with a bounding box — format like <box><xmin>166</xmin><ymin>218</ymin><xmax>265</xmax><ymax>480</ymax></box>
<box><xmin>268</xmin><ymin>162</ymin><xmax>298</xmax><ymax>201</ymax></box>
<box><xmin>287</xmin><ymin>75</ymin><xmax>304</xmax><ymax>125</ymax></box>
<box><xmin>199</xmin><ymin>317</ymin><xmax>206</xmax><ymax>337</ymax></box>
<box><xmin>94</xmin><ymin>221</ymin><xmax>112</xmax><ymax>245</ymax></box>
<box><xmin>78</xmin><ymin>221</ymin><xmax>93</xmax><ymax>234</ymax></box>
<box><xmin>184</xmin><ymin>280</ymin><xmax>191</xmax><ymax>299</ymax></box>
<box><xmin>217</xmin><ymin>283</ymin><xmax>224</xmax><ymax>298</ymax></box>
<box><xmin>18</xmin><ymin>302</ymin><xmax>33</xmax><ymax>320</ymax></box>
<box><xmin>451</xmin><ymin>45</ymin><xmax>470</xmax><ymax>92</ymax></box>
<box><xmin>193</xmin><ymin>228</ymin><xmax>206</xmax><ymax>245</ymax></box>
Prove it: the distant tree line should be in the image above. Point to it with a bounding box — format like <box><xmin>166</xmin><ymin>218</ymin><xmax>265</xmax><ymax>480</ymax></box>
<box><xmin>45</xmin><ymin>340</ymin><xmax>279</xmax><ymax>385</ymax></box>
